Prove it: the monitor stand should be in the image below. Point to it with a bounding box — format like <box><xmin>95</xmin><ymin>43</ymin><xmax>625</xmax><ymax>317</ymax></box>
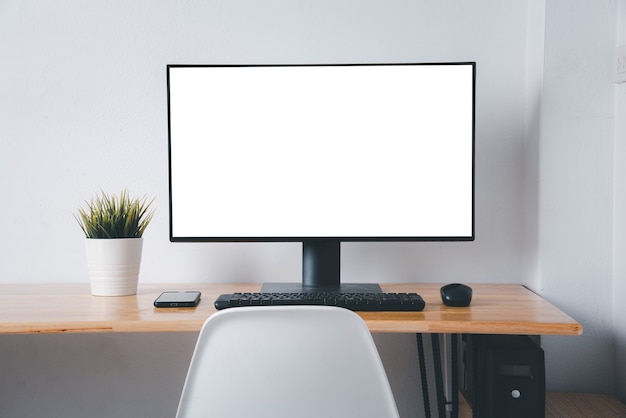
<box><xmin>260</xmin><ymin>282</ymin><xmax>383</xmax><ymax>293</ymax></box>
<box><xmin>260</xmin><ymin>239</ymin><xmax>383</xmax><ymax>294</ymax></box>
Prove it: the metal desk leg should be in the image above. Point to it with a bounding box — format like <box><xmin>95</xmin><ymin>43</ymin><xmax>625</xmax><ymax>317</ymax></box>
<box><xmin>451</xmin><ymin>333</ymin><xmax>459</xmax><ymax>418</ymax></box>
<box><xmin>432</xmin><ymin>334</ymin><xmax>447</xmax><ymax>417</ymax></box>
<box><xmin>432</xmin><ymin>334</ymin><xmax>461</xmax><ymax>418</ymax></box>
<box><xmin>416</xmin><ymin>333</ymin><xmax>431</xmax><ymax>418</ymax></box>
<box><xmin>418</xmin><ymin>333</ymin><xmax>461</xmax><ymax>418</ymax></box>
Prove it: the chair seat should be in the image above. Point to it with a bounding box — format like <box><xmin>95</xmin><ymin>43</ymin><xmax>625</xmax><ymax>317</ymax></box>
<box><xmin>176</xmin><ymin>306</ymin><xmax>399</xmax><ymax>418</ymax></box>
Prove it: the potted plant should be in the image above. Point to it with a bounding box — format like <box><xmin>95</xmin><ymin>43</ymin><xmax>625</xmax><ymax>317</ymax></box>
<box><xmin>75</xmin><ymin>190</ymin><xmax>155</xmax><ymax>296</ymax></box>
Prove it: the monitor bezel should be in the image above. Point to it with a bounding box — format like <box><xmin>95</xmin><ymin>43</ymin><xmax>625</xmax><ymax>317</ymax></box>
<box><xmin>167</xmin><ymin>62</ymin><xmax>476</xmax><ymax>245</ymax></box>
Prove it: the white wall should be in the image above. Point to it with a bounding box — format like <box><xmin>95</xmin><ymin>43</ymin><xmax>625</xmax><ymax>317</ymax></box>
<box><xmin>536</xmin><ymin>0</ymin><xmax>618</xmax><ymax>394</ymax></box>
<box><xmin>613</xmin><ymin>0</ymin><xmax>626</xmax><ymax>402</ymax></box>
<box><xmin>1</xmin><ymin>0</ymin><xmax>621</xmax><ymax>416</ymax></box>
<box><xmin>0</xmin><ymin>0</ymin><xmax>528</xmax><ymax>287</ymax></box>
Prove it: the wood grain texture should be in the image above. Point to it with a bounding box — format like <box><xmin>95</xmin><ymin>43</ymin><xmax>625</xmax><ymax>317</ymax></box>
<box><xmin>459</xmin><ymin>392</ymin><xmax>626</xmax><ymax>417</ymax></box>
<box><xmin>0</xmin><ymin>283</ymin><xmax>582</xmax><ymax>335</ymax></box>
<box><xmin>545</xmin><ymin>393</ymin><xmax>626</xmax><ymax>418</ymax></box>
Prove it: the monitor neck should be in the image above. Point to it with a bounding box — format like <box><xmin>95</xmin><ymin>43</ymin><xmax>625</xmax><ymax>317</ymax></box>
<box><xmin>303</xmin><ymin>239</ymin><xmax>340</xmax><ymax>288</ymax></box>
<box><xmin>260</xmin><ymin>239</ymin><xmax>383</xmax><ymax>293</ymax></box>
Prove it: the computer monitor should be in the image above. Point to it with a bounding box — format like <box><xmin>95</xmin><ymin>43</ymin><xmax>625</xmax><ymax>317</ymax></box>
<box><xmin>167</xmin><ymin>62</ymin><xmax>475</xmax><ymax>293</ymax></box>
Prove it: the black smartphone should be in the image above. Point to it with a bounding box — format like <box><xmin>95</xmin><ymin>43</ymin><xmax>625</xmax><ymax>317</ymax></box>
<box><xmin>154</xmin><ymin>291</ymin><xmax>201</xmax><ymax>308</ymax></box>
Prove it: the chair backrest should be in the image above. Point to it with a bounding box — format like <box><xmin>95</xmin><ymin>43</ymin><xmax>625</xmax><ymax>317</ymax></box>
<box><xmin>176</xmin><ymin>306</ymin><xmax>399</xmax><ymax>418</ymax></box>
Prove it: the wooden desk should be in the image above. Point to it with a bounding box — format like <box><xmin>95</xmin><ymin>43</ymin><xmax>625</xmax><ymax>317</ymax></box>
<box><xmin>0</xmin><ymin>283</ymin><xmax>582</xmax><ymax>336</ymax></box>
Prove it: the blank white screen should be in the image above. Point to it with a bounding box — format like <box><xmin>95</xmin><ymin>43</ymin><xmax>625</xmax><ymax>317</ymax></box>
<box><xmin>169</xmin><ymin>64</ymin><xmax>473</xmax><ymax>239</ymax></box>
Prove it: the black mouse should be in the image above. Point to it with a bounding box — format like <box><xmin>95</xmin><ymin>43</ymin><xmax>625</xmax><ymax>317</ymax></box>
<box><xmin>440</xmin><ymin>283</ymin><xmax>472</xmax><ymax>307</ymax></box>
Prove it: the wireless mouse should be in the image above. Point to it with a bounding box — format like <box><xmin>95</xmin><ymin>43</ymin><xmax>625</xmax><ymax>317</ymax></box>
<box><xmin>440</xmin><ymin>283</ymin><xmax>472</xmax><ymax>307</ymax></box>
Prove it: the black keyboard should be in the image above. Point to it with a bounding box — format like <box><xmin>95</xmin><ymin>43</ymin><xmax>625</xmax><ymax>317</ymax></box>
<box><xmin>214</xmin><ymin>292</ymin><xmax>425</xmax><ymax>312</ymax></box>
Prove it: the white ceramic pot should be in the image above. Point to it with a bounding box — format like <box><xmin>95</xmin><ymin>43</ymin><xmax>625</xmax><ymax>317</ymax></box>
<box><xmin>85</xmin><ymin>238</ymin><xmax>143</xmax><ymax>296</ymax></box>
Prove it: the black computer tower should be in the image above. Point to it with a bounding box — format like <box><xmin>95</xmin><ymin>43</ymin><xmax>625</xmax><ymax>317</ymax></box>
<box><xmin>462</xmin><ymin>334</ymin><xmax>545</xmax><ymax>418</ymax></box>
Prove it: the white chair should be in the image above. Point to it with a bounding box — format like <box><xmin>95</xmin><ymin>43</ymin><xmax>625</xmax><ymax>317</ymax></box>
<box><xmin>176</xmin><ymin>306</ymin><xmax>400</xmax><ymax>418</ymax></box>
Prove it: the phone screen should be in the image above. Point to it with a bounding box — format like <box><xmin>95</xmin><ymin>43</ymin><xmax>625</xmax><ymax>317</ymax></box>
<box><xmin>154</xmin><ymin>291</ymin><xmax>201</xmax><ymax>307</ymax></box>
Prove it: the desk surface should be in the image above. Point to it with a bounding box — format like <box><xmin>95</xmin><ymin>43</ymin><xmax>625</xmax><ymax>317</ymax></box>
<box><xmin>0</xmin><ymin>283</ymin><xmax>582</xmax><ymax>336</ymax></box>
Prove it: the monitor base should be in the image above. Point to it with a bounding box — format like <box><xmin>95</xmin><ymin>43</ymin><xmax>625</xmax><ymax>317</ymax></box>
<box><xmin>260</xmin><ymin>282</ymin><xmax>383</xmax><ymax>294</ymax></box>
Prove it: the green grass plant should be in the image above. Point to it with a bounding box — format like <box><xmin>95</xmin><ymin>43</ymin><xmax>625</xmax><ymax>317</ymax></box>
<box><xmin>75</xmin><ymin>190</ymin><xmax>155</xmax><ymax>239</ymax></box>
